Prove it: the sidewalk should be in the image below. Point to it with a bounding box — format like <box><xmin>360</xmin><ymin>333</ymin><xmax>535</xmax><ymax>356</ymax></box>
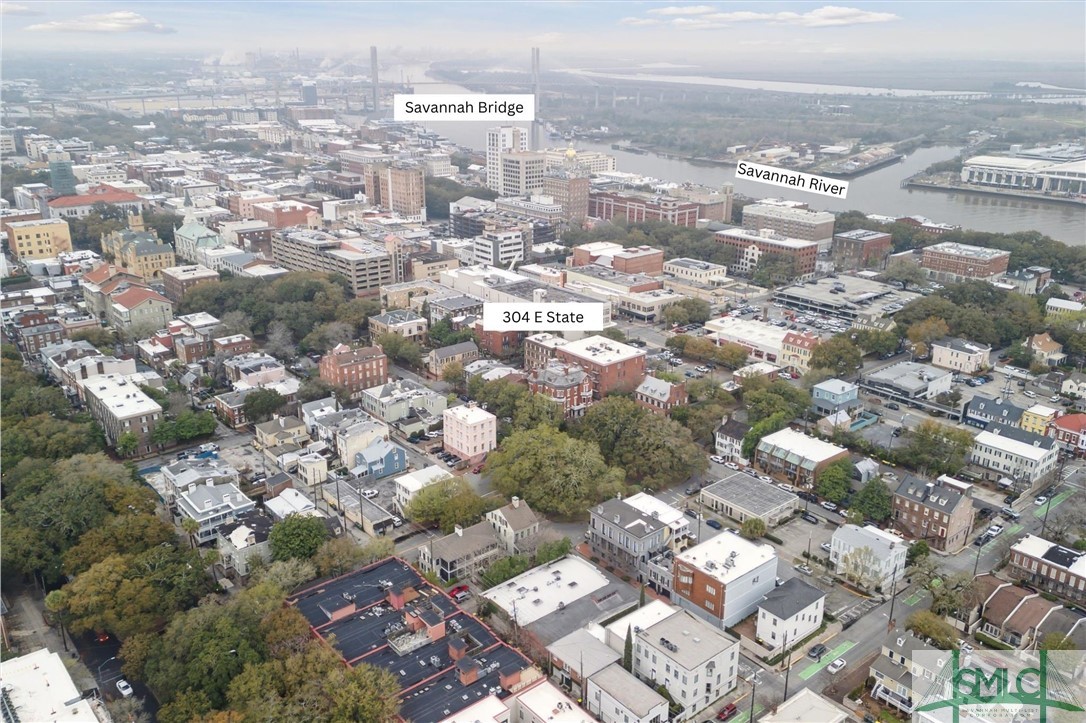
<box><xmin>7</xmin><ymin>585</ymin><xmax>98</xmax><ymax>692</ymax></box>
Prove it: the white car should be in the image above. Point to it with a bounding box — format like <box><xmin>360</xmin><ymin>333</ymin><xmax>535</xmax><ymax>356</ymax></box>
<box><xmin>820</xmin><ymin>542</ymin><xmax>832</xmax><ymax>553</ymax></box>
<box><xmin>827</xmin><ymin>658</ymin><xmax>846</xmax><ymax>675</ymax></box>
<box><xmin>116</xmin><ymin>679</ymin><xmax>134</xmax><ymax>698</ymax></box>
<box><xmin>724</xmin><ymin>461</ymin><xmax>740</xmax><ymax>470</ymax></box>
<box><xmin>821</xmin><ymin>501</ymin><xmax>838</xmax><ymax>512</ymax></box>
<box><xmin>362</xmin><ymin>489</ymin><xmax>378</xmax><ymax>499</ymax></box>
<box><xmin>986</xmin><ymin>524</ymin><xmax>1004</xmax><ymax>537</ymax></box>
<box><xmin>777</xmin><ymin>483</ymin><xmax>796</xmax><ymax>493</ymax></box>
<box><xmin>710</xmin><ymin>455</ymin><xmax>727</xmax><ymax>464</ymax></box>
<box><xmin>757</xmin><ymin>474</ymin><xmax>772</xmax><ymax>482</ymax></box>
<box><xmin>1035</xmin><ymin>496</ymin><xmax>1049</xmax><ymax>506</ymax></box>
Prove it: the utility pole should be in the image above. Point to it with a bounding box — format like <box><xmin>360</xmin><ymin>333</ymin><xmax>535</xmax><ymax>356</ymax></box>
<box><xmin>782</xmin><ymin>630</ymin><xmax>793</xmax><ymax>700</ymax></box>
<box><xmin>886</xmin><ymin>560</ymin><xmax>900</xmax><ymax>632</ymax></box>
<box><xmin>1041</xmin><ymin>452</ymin><xmax>1066</xmax><ymax>538</ymax></box>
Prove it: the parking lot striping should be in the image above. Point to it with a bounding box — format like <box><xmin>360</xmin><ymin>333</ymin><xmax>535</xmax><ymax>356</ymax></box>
<box><xmin>1034</xmin><ymin>489</ymin><xmax>1075</xmax><ymax>518</ymax></box>
<box><xmin>799</xmin><ymin>640</ymin><xmax>857</xmax><ymax>680</ymax></box>
<box><xmin>904</xmin><ymin>589</ymin><xmax>927</xmax><ymax>606</ymax></box>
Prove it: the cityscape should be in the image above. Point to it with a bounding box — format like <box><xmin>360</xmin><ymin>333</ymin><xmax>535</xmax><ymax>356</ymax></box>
<box><xmin>1</xmin><ymin>2</ymin><xmax>1086</xmax><ymax>723</ymax></box>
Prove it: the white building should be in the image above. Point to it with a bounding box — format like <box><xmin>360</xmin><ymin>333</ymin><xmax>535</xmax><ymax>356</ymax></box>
<box><xmin>0</xmin><ymin>648</ymin><xmax>110</xmax><ymax>723</ymax></box>
<box><xmin>755</xmin><ymin>578</ymin><xmax>825</xmax><ymax>653</ymax></box>
<box><xmin>672</xmin><ymin>532</ymin><xmax>778</xmax><ymax>628</ymax></box>
<box><xmin>472</xmin><ymin>224</ymin><xmax>527</xmax><ymax>267</ymax></box>
<box><xmin>79</xmin><ymin>373</ymin><xmax>163</xmax><ymax>455</ymax></box>
<box><xmin>587</xmin><ymin>662</ymin><xmax>670</xmax><ymax>723</ymax></box>
<box><xmin>864</xmin><ymin>361</ymin><xmax>953</xmax><ymax>401</ymax></box>
<box><xmin>486</xmin><ymin>126</ymin><xmax>529</xmax><ymax>192</ymax></box>
<box><xmin>663</xmin><ymin>257</ymin><xmax>729</xmax><ymax>284</ymax></box>
<box><xmin>635</xmin><ymin>609</ymin><xmax>740</xmax><ymax>722</ymax></box>
<box><xmin>930</xmin><ymin>337</ymin><xmax>991</xmax><ymax>374</ymax></box>
<box><xmin>970</xmin><ymin>423</ymin><xmax>1059</xmax><ymax>488</ymax></box>
<box><xmin>394</xmin><ymin>465</ymin><xmax>452</xmax><ymax>513</ymax></box>
<box><xmin>830</xmin><ymin>524</ymin><xmax>908</xmax><ymax>591</ymax></box>
<box><xmin>703</xmin><ymin>316</ymin><xmax>790</xmax><ymax>365</ymax></box>
<box><xmin>443</xmin><ymin>402</ymin><xmax>497</xmax><ymax>463</ymax></box>
<box><xmin>176</xmin><ymin>480</ymin><xmax>256</xmax><ymax>544</ymax></box>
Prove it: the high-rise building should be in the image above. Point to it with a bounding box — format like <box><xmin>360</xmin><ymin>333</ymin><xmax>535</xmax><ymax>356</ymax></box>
<box><xmin>46</xmin><ymin>148</ymin><xmax>77</xmax><ymax>197</ymax></box>
<box><xmin>499</xmin><ymin>151</ymin><xmax>546</xmax><ymax>197</ymax></box>
<box><xmin>301</xmin><ymin>81</ymin><xmax>318</xmax><ymax>106</ymax></box>
<box><xmin>473</xmin><ymin>223</ymin><xmax>529</xmax><ymax>267</ymax></box>
<box><xmin>542</xmin><ymin>170</ymin><xmax>590</xmax><ymax>223</ymax></box>
<box><xmin>486</xmin><ymin>126</ymin><xmax>528</xmax><ymax>192</ymax></box>
<box><xmin>6</xmin><ymin>219</ymin><xmax>73</xmax><ymax>260</ymax></box>
<box><xmin>362</xmin><ymin>163</ymin><xmax>427</xmax><ymax>222</ymax></box>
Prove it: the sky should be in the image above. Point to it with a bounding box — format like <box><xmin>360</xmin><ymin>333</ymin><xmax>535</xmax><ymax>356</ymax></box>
<box><xmin>1</xmin><ymin>1</ymin><xmax>1084</xmax><ymax>68</ymax></box>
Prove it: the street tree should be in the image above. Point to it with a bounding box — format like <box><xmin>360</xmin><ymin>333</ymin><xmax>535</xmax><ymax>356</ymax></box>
<box><xmin>243</xmin><ymin>389</ymin><xmax>287</xmax><ymax>423</ymax></box>
<box><xmin>815</xmin><ymin>460</ymin><xmax>853</xmax><ymax>503</ymax></box>
<box><xmin>741</xmin><ymin>518</ymin><xmax>766</xmax><ymax>539</ymax></box>
<box><xmin>268</xmin><ymin>515</ymin><xmax>328</xmax><ymax>561</ymax></box>
<box><xmin>906</xmin><ymin>611</ymin><xmax>958</xmax><ymax>649</ymax></box>
<box><xmin>807</xmin><ymin>335</ymin><xmax>862</xmax><ymax>378</ymax></box>
<box><xmin>853</xmin><ymin>477</ymin><xmax>893</xmax><ymax>521</ymax></box>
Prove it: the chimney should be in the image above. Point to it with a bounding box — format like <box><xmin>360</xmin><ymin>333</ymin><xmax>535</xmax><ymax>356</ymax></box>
<box><xmin>511</xmin><ymin>496</ymin><xmax>520</xmax><ymax>509</ymax></box>
<box><xmin>457</xmin><ymin>658</ymin><xmax>481</xmax><ymax>686</ymax></box>
<box><xmin>448</xmin><ymin>636</ymin><xmax>467</xmax><ymax>661</ymax></box>
<box><xmin>499</xmin><ymin>666</ymin><xmax>523</xmax><ymax>692</ymax></box>
<box><xmin>206</xmin><ymin>479</ymin><xmax>215</xmax><ymax>487</ymax></box>
<box><xmin>454</xmin><ymin>524</ymin><xmax>464</xmax><ymax>537</ymax></box>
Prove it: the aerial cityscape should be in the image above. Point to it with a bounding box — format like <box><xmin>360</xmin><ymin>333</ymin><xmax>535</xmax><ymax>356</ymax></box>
<box><xmin>2</xmin><ymin>2</ymin><xmax>1086</xmax><ymax>723</ymax></box>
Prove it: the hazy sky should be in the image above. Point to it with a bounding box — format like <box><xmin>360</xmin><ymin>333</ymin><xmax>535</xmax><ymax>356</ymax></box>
<box><xmin>2</xmin><ymin>1</ymin><xmax>1084</xmax><ymax>67</ymax></box>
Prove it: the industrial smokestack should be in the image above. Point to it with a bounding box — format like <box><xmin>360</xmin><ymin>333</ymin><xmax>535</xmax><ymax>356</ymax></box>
<box><xmin>371</xmin><ymin>46</ymin><xmax>379</xmax><ymax>112</ymax></box>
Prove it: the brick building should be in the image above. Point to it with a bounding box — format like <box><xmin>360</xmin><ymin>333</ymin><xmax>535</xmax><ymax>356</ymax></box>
<box><xmin>832</xmin><ymin>229</ymin><xmax>892</xmax><ymax>270</ymax></box>
<box><xmin>892</xmin><ymin>475</ymin><xmax>976</xmax><ymax>553</ymax></box>
<box><xmin>527</xmin><ymin>361</ymin><xmax>593</xmax><ymax>418</ymax></box>
<box><xmin>318</xmin><ymin>344</ymin><xmax>388</xmax><ymax>400</ymax></box>
<box><xmin>161</xmin><ymin>264</ymin><xmax>220</xmax><ymax>303</ymax></box>
<box><xmin>251</xmin><ymin>200</ymin><xmax>318</xmax><ymax>229</ymax></box>
<box><xmin>920</xmin><ymin>242</ymin><xmax>1011</xmax><ymax>282</ymax></box>
<box><xmin>633</xmin><ymin>376</ymin><xmax>687</xmax><ymax>416</ymax></box>
<box><xmin>741</xmin><ymin>203</ymin><xmax>835</xmax><ymax>246</ymax></box>
<box><xmin>588</xmin><ymin>190</ymin><xmax>700</xmax><ymax>227</ymax></box>
<box><xmin>569</xmin><ymin>241</ymin><xmax>665</xmax><ymax>276</ymax></box>
<box><xmin>714</xmin><ymin>228</ymin><xmax>818</xmax><ymax>279</ymax></box>
<box><xmin>553</xmin><ymin>335</ymin><xmax>646</xmax><ymax>398</ymax></box>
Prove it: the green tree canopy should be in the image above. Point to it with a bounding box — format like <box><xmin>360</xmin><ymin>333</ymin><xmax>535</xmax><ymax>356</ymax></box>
<box><xmin>244</xmin><ymin>388</ymin><xmax>287</xmax><ymax>423</ymax></box>
<box><xmin>269</xmin><ymin>515</ymin><xmax>328</xmax><ymax>562</ymax></box>
<box><xmin>816</xmin><ymin>459</ymin><xmax>853</xmax><ymax>503</ymax></box>
<box><xmin>487</xmin><ymin>425</ymin><xmax>625</xmax><ymax>517</ymax></box>
<box><xmin>853</xmin><ymin>477</ymin><xmax>893</xmax><ymax>522</ymax></box>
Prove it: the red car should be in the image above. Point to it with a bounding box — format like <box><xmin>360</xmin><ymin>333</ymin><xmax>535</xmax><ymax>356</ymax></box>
<box><xmin>472</xmin><ymin>465</ymin><xmax>483</xmax><ymax>474</ymax></box>
<box><xmin>449</xmin><ymin>585</ymin><xmax>471</xmax><ymax>601</ymax></box>
<box><xmin>717</xmin><ymin>703</ymin><xmax>738</xmax><ymax>721</ymax></box>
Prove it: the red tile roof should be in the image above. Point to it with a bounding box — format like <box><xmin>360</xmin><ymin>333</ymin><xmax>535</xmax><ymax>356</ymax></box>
<box><xmin>82</xmin><ymin>263</ymin><xmax>141</xmax><ymax>285</ymax></box>
<box><xmin>1053</xmin><ymin>414</ymin><xmax>1086</xmax><ymax>433</ymax></box>
<box><xmin>48</xmin><ymin>185</ymin><xmax>141</xmax><ymax>208</ymax></box>
<box><xmin>111</xmin><ymin>286</ymin><xmax>171</xmax><ymax>310</ymax></box>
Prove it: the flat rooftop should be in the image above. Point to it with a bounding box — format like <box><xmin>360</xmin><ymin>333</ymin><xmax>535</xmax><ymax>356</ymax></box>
<box><xmin>704</xmin><ymin>316</ymin><xmax>790</xmax><ymax>347</ymax></box>
<box><xmin>676</xmin><ymin>531</ymin><xmax>777</xmax><ymax>584</ymax></box>
<box><xmin>703</xmin><ymin>472</ymin><xmax>798</xmax><ymax>515</ymax></box>
<box><xmin>287</xmin><ymin>558</ymin><xmax>533</xmax><ymax>723</ymax></box>
<box><xmin>558</xmin><ymin>335</ymin><xmax>645</xmax><ymax>365</ymax></box>
<box><xmin>757</xmin><ymin>428</ymin><xmax>848</xmax><ymax>464</ymax></box>
<box><xmin>923</xmin><ymin>242</ymin><xmax>1011</xmax><ymax>261</ymax></box>
<box><xmin>773</xmin><ymin>276</ymin><xmax>921</xmax><ymax>317</ymax></box>
<box><xmin>483</xmin><ymin>556</ymin><xmax>610</xmax><ymax>627</ymax></box>
<box><xmin>866</xmin><ymin>361</ymin><xmax>952</xmax><ymax>392</ymax></box>
<box><xmin>444</xmin><ymin>403</ymin><xmax>495</xmax><ymax>426</ymax></box>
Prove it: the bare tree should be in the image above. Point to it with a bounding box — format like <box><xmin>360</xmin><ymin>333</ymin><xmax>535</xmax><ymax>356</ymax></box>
<box><xmin>840</xmin><ymin>545</ymin><xmax>881</xmax><ymax>590</ymax></box>
<box><xmin>264</xmin><ymin>320</ymin><xmax>297</xmax><ymax>360</ymax></box>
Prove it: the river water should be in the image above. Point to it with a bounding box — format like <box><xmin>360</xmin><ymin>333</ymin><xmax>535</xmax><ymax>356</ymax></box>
<box><xmin>398</xmin><ymin>66</ymin><xmax>1085</xmax><ymax>245</ymax></box>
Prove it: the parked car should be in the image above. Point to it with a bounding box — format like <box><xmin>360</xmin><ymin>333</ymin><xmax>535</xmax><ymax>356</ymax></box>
<box><xmin>960</xmin><ymin>642</ymin><xmax>974</xmax><ymax>655</ymax></box>
<box><xmin>710</xmin><ymin>455</ymin><xmax>726</xmax><ymax>464</ymax></box>
<box><xmin>777</xmin><ymin>483</ymin><xmax>796</xmax><ymax>493</ymax></box>
<box><xmin>391</xmin><ymin>516</ymin><xmax>403</xmax><ymax>527</ymax></box>
<box><xmin>827</xmin><ymin>658</ymin><xmax>847</xmax><ymax>674</ymax></box>
<box><xmin>808</xmin><ymin>643</ymin><xmax>828</xmax><ymax>660</ymax></box>
<box><xmin>449</xmin><ymin>585</ymin><xmax>471</xmax><ymax>602</ymax></box>
<box><xmin>974</xmin><ymin>534</ymin><xmax>991</xmax><ymax>547</ymax></box>
<box><xmin>1001</xmin><ymin>507</ymin><xmax>1022</xmax><ymax>520</ymax></box>
<box><xmin>717</xmin><ymin>703</ymin><xmax>739</xmax><ymax>721</ymax></box>
<box><xmin>724</xmin><ymin>462</ymin><xmax>740</xmax><ymax>470</ymax></box>
<box><xmin>1035</xmin><ymin>496</ymin><xmax>1049</xmax><ymax>506</ymax></box>
<box><xmin>685</xmin><ymin>508</ymin><xmax>699</xmax><ymax>519</ymax></box>
<box><xmin>116</xmin><ymin>679</ymin><xmax>134</xmax><ymax>698</ymax></box>
<box><xmin>820</xmin><ymin>542</ymin><xmax>832</xmax><ymax>553</ymax></box>
<box><xmin>362</xmin><ymin>489</ymin><xmax>378</xmax><ymax>499</ymax></box>
<box><xmin>986</xmin><ymin>524</ymin><xmax>1004</xmax><ymax>537</ymax></box>
<box><xmin>705</xmin><ymin>519</ymin><xmax>723</xmax><ymax>530</ymax></box>
<box><xmin>820</xmin><ymin>501</ymin><xmax>838</xmax><ymax>512</ymax></box>
<box><xmin>798</xmin><ymin>491</ymin><xmax>818</xmax><ymax>503</ymax></box>
<box><xmin>757</xmin><ymin>474</ymin><xmax>772</xmax><ymax>483</ymax></box>
<box><xmin>795</xmin><ymin>564</ymin><xmax>814</xmax><ymax>576</ymax></box>
<box><xmin>801</xmin><ymin>512</ymin><xmax>820</xmax><ymax>524</ymax></box>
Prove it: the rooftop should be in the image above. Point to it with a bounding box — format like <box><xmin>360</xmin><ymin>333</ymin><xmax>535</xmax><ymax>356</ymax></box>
<box><xmin>641</xmin><ymin>609</ymin><xmax>738</xmax><ymax>669</ymax></box>
<box><xmin>922</xmin><ymin>242</ymin><xmax>1011</xmax><ymax>261</ymax></box>
<box><xmin>813</xmin><ymin>378</ymin><xmax>857</xmax><ymax>396</ymax></box>
<box><xmin>759</xmin><ymin>578</ymin><xmax>825</xmax><ymax>620</ymax></box>
<box><xmin>589</xmin><ymin>662</ymin><xmax>668</xmax><ymax>717</ymax></box>
<box><xmin>483</xmin><ymin>556</ymin><xmax>622</xmax><ymax>629</ymax></box>
<box><xmin>395</xmin><ymin>465</ymin><xmax>451</xmax><ymax>494</ymax></box>
<box><xmin>592</xmin><ymin>498</ymin><xmax>666</xmax><ymax>540</ymax></box>
<box><xmin>372</xmin><ymin>309</ymin><xmax>426</xmax><ymax>325</ymax></box>
<box><xmin>756</xmin><ymin>428</ymin><xmax>848</xmax><ymax>465</ymax></box>
<box><xmin>704</xmin><ymin>316</ymin><xmax>790</xmax><ymax>347</ymax></box>
<box><xmin>0</xmin><ymin>648</ymin><xmax>104</xmax><ymax>723</ymax></box>
<box><xmin>703</xmin><ymin>472</ymin><xmax>799</xmax><ymax>515</ymax></box>
<box><xmin>635</xmin><ymin>375</ymin><xmax>680</xmax><ymax>402</ymax></box>
<box><xmin>676</xmin><ymin>531</ymin><xmax>776</xmax><ymax>584</ymax></box>
<box><xmin>1013</xmin><ymin>534</ymin><xmax>1086</xmax><ymax>577</ymax></box>
<box><xmin>866</xmin><ymin>361</ymin><xmax>952</xmax><ymax>392</ymax></box>
<box><xmin>833</xmin><ymin>524</ymin><xmax>905</xmax><ymax>558</ymax></box>
<box><xmin>549</xmin><ymin>335</ymin><xmax>643</xmax><ymax>366</ymax></box>
<box><xmin>716</xmin><ymin>226</ymin><xmax>817</xmax><ymax>250</ymax></box>
<box><xmin>546</xmin><ymin>628</ymin><xmax>619</xmax><ymax>679</ymax></box>
<box><xmin>79</xmin><ymin>373</ymin><xmax>161</xmax><ymax>418</ymax></box>
<box><xmin>932</xmin><ymin>337</ymin><xmax>992</xmax><ymax>354</ymax></box>
<box><xmin>975</xmin><ymin>423</ymin><xmax>1056</xmax><ymax>460</ymax></box>
<box><xmin>444</xmin><ymin>403</ymin><xmax>496</xmax><ymax>426</ymax></box>
<box><xmin>895</xmin><ymin>475</ymin><xmax>969</xmax><ymax>514</ymax></box>
<box><xmin>605</xmin><ymin>600</ymin><xmax>680</xmax><ymax>644</ymax></box>
<box><xmin>623</xmin><ymin>492</ymin><xmax>687</xmax><ymax>530</ymax></box>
